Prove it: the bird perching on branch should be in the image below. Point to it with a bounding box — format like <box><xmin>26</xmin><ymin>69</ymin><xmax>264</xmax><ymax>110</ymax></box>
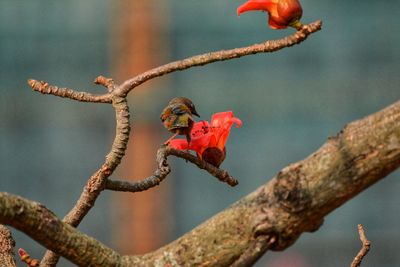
<box><xmin>160</xmin><ymin>97</ymin><xmax>200</xmax><ymax>145</ymax></box>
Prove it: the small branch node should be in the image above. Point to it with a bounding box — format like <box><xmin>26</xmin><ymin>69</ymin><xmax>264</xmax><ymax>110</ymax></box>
<box><xmin>28</xmin><ymin>79</ymin><xmax>49</xmax><ymax>91</ymax></box>
<box><xmin>94</xmin><ymin>76</ymin><xmax>116</xmax><ymax>92</ymax></box>
<box><xmin>351</xmin><ymin>224</ymin><xmax>371</xmax><ymax>267</ymax></box>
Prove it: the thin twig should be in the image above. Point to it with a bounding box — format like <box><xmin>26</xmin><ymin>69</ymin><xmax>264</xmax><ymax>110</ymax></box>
<box><xmin>117</xmin><ymin>20</ymin><xmax>322</xmax><ymax>96</ymax></box>
<box><xmin>94</xmin><ymin>75</ymin><xmax>116</xmax><ymax>93</ymax></box>
<box><xmin>166</xmin><ymin>147</ymin><xmax>238</xmax><ymax>186</ymax></box>
<box><xmin>28</xmin><ymin>21</ymin><xmax>321</xmax><ymax>103</ymax></box>
<box><xmin>27</xmin><ymin>79</ymin><xmax>112</xmax><ymax>103</ymax></box>
<box><xmin>106</xmin><ymin>146</ymin><xmax>171</xmax><ymax>192</ymax></box>
<box><xmin>106</xmin><ymin>145</ymin><xmax>238</xmax><ymax>193</ymax></box>
<box><xmin>351</xmin><ymin>224</ymin><xmax>371</xmax><ymax>267</ymax></box>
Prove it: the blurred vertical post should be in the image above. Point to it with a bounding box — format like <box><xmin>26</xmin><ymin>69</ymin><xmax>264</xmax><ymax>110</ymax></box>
<box><xmin>111</xmin><ymin>0</ymin><xmax>172</xmax><ymax>254</ymax></box>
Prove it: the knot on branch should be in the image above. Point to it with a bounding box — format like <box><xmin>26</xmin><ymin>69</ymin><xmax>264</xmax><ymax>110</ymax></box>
<box><xmin>94</xmin><ymin>76</ymin><xmax>115</xmax><ymax>92</ymax></box>
<box><xmin>273</xmin><ymin>163</ymin><xmax>312</xmax><ymax>213</ymax></box>
<box><xmin>252</xmin><ymin>208</ymin><xmax>302</xmax><ymax>251</ymax></box>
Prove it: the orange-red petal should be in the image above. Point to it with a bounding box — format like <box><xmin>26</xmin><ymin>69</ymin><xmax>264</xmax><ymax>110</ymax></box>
<box><xmin>237</xmin><ymin>0</ymin><xmax>276</xmax><ymax>16</ymax></box>
<box><xmin>237</xmin><ymin>0</ymin><xmax>302</xmax><ymax>29</ymax></box>
<box><xmin>168</xmin><ymin>139</ymin><xmax>189</xmax><ymax>150</ymax></box>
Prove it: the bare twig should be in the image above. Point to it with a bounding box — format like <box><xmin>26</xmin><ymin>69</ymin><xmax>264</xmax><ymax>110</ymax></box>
<box><xmin>94</xmin><ymin>75</ymin><xmax>116</xmax><ymax>92</ymax></box>
<box><xmin>106</xmin><ymin>145</ymin><xmax>238</xmax><ymax>193</ymax></box>
<box><xmin>27</xmin><ymin>79</ymin><xmax>112</xmax><ymax>103</ymax></box>
<box><xmin>166</xmin><ymin>147</ymin><xmax>239</xmax><ymax>186</ymax></box>
<box><xmin>351</xmin><ymin>224</ymin><xmax>371</xmax><ymax>267</ymax></box>
<box><xmin>0</xmin><ymin>225</ymin><xmax>16</xmax><ymax>267</ymax></box>
<box><xmin>106</xmin><ymin>146</ymin><xmax>171</xmax><ymax>192</ymax></box>
<box><xmin>28</xmin><ymin>21</ymin><xmax>321</xmax><ymax>104</ymax></box>
<box><xmin>117</xmin><ymin>20</ymin><xmax>322</xmax><ymax>96</ymax></box>
<box><xmin>28</xmin><ymin>21</ymin><xmax>322</xmax><ymax>103</ymax></box>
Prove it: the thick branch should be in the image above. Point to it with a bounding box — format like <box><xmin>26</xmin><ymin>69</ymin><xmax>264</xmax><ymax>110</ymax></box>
<box><xmin>116</xmin><ymin>20</ymin><xmax>322</xmax><ymax>96</ymax></box>
<box><xmin>1</xmin><ymin>101</ymin><xmax>399</xmax><ymax>266</ymax></box>
<box><xmin>120</xmin><ymin>100</ymin><xmax>400</xmax><ymax>266</ymax></box>
<box><xmin>40</xmin><ymin>95</ymin><xmax>130</xmax><ymax>266</ymax></box>
<box><xmin>0</xmin><ymin>225</ymin><xmax>16</xmax><ymax>267</ymax></box>
<box><xmin>0</xmin><ymin>194</ymin><xmax>121</xmax><ymax>266</ymax></box>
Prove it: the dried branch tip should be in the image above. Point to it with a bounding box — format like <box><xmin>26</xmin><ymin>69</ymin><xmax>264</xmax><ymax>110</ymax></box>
<box><xmin>351</xmin><ymin>224</ymin><xmax>371</xmax><ymax>267</ymax></box>
<box><xmin>27</xmin><ymin>79</ymin><xmax>48</xmax><ymax>91</ymax></box>
<box><xmin>94</xmin><ymin>76</ymin><xmax>115</xmax><ymax>92</ymax></box>
<box><xmin>18</xmin><ymin>248</ymin><xmax>39</xmax><ymax>267</ymax></box>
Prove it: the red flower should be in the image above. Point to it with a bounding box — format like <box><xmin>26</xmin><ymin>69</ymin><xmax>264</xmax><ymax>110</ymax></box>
<box><xmin>237</xmin><ymin>0</ymin><xmax>303</xmax><ymax>29</ymax></box>
<box><xmin>169</xmin><ymin>111</ymin><xmax>242</xmax><ymax>167</ymax></box>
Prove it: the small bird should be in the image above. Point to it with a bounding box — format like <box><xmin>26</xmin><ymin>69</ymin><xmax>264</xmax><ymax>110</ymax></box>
<box><xmin>160</xmin><ymin>97</ymin><xmax>200</xmax><ymax>145</ymax></box>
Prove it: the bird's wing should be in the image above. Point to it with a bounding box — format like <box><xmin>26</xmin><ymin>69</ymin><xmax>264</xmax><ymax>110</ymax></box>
<box><xmin>171</xmin><ymin>104</ymin><xmax>191</xmax><ymax>115</ymax></box>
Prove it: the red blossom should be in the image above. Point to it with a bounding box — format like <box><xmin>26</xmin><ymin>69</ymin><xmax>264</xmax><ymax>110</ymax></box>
<box><xmin>237</xmin><ymin>0</ymin><xmax>303</xmax><ymax>29</ymax></box>
<box><xmin>169</xmin><ymin>111</ymin><xmax>242</xmax><ymax>167</ymax></box>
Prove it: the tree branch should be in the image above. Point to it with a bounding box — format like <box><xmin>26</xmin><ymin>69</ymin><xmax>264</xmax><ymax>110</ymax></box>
<box><xmin>27</xmin><ymin>79</ymin><xmax>112</xmax><ymax>104</ymax></box>
<box><xmin>40</xmin><ymin>94</ymin><xmax>130</xmax><ymax>266</ymax></box>
<box><xmin>106</xmin><ymin>146</ymin><xmax>171</xmax><ymax>193</ymax></box>
<box><xmin>28</xmin><ymin>21</ymin><xmax>321</xmax><ymax>104</ymax></box>
<box><xmin>166</xmin><ymin>147</ymin><xmax>239</xmax><ymax>186</ymax></box>
<box><xmin>1</xmin><ymin>100</ymin><xmax>398</xmax><ymax>266</ymax></box>
<box><xmin>0</xmin><ymin>193</ymin><xmax>122</xmax><ymax>267</ymax></box>
<box><xmin>351</xmin><ymin>224</ymin><xmax>371</xmax><ymax>267</ymax></box>
<box><xmin>105</xmin><ymin>146</ymin><xmax>238</xmax><ymax>193</ymax></box>
<box><xmin>124</xmin><ymin>100</ymin><xmax>400</xmax><ymax>266</ymax></box>
<box><xmin>116</xmin><ymin>20</ymin><xmax>322</xmax><ymax>96</ymax></box>
<box><xmin>0</xmin><ymin>225</ymin><xmax>16</xmax><ymax>267</ymax></box>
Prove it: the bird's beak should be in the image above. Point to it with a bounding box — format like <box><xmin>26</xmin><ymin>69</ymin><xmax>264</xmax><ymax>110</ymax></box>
<box><xmin>192</xmin><ymin>110</ymin><xmax>200</xmax><ymax>117</ymax></box>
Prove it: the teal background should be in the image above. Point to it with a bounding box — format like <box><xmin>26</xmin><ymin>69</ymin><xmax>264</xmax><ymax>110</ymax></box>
<box><xmin>1</xmin><ymin>1</ymin><xmax>399</xmax><ymax>266</ymax></box>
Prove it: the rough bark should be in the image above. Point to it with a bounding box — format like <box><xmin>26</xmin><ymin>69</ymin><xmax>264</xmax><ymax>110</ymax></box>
<box><xmin>0</xmin><ymin>225</ymin><xmax>17</xmax><ymax>267</ymax></box>
<box><xmin>0</xmin><ymin>100</ymin><xmax>399</xmax><ymax>266</ymax></box>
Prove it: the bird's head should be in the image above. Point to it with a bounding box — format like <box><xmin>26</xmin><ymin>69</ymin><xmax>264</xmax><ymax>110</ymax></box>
<box><xmin>169</xmin><ymin>97</ymin><xmax>200</xmax><ymax>117</ymax></box>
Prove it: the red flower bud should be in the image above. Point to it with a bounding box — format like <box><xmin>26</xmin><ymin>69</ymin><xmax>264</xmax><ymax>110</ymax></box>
<box><xmin>237</xmin><ymin>0</ymin><xmax>303</xmax><ymax>29</ymax></box>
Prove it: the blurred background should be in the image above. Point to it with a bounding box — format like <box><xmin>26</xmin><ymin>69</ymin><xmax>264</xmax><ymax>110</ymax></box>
<box><xmin>1</xmin><ymin>1</ymin><xmax>399</xmax><ymax>266</ymax></box>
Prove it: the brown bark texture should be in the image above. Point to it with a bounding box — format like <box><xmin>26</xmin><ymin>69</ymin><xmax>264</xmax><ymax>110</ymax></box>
<box><xmin>0</xmin><ymin>225</ymin><xmax>17</xmax><ymax>267</ymax></box>
<box><xmin>0</xmin><ymin>100</ymin><xmax>399</xmax><ymax>266</ymax></box>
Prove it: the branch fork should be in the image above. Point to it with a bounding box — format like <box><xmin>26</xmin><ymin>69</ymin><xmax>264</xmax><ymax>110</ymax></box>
<box><xmin>11</xmin><ymin>20</ymin><xmax>327</xmax><ymax>266</ymax></box>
